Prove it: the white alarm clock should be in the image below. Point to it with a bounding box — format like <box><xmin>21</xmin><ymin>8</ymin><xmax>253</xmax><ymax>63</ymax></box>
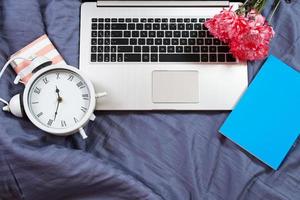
<box><xmin>3</xmin><ymin>61</ymin><xmax>106</xmax><ymax>139</ymax></box>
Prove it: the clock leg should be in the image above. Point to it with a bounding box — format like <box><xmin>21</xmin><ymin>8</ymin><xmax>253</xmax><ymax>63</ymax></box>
<box><xmin>79</xmin><ymin>127</ymin><xmax>88</xmax><ymax>139</ymax></box>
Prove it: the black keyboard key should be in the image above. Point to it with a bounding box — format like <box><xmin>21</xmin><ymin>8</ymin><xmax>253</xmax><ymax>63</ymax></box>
<box><xmin>172</xmin><ymin>39</ymin><xmax>179</xmax><ymax>45</ymax></box>
<box><xmin>118</xmin><ymin>18</ymin><xmax>124</xmax><ymax>22</ymax></box>
<box><xmin>98</xmin><ymin>24</ymin><xmax>104</xmax><ymax>30</ymax></box>
<box><xmin>218</xmin><ymin>46</ymin><xmax>230</xmax><ymax>53</ymax></box>
<box><xmin>155</xmin><ymin>39</ymin><xmax>162</xmax><ymax>45</ymax></box>
<box><xmin>132</xmin><ymin>31</ymin><xmax>139</xmax><ymax>37</ymax></box>
<box><xmin>111</xmin><ymin>38</ymin><xmax>128</xmax><ymax>45</ymax></box>
<box><xmin>191</xmin><ymin>18</ymin><xmax>197</xmax><ymax>22</ymax></box>
<box><xmin>141</xmin><ymin>31</ymin><xmax>147</xmax><ymax>37</ymax></box>
<box><xmin>207</xmin><ymin>31</ymin><xmax>214</xmax><ymax>38</ymax></box>
<box><xmin>105</xmin><ymin>18</ymin><xmax>110</xmax><ymax>22</ymax></box>
<box><xmin>91</xmin><ymin>54</ymin><xmax>96</xmax><ymax>62</ymax></box>
<box><xmin>159</xmin><ymin>46</ymin><xmax>166</xmax><ymax>52</ymax></box>
<box><xmin>218</xmin><ymin>54</ymin><xmax>225</xmax><ymax>62</ymax></box>
<box><xmin>98</xmin><ymin>46</ymin><xmax>103</xmax><ymax>52</ymax></box>
<box><xmin>118</xmin><ymin>46</ymin><xmax>133</xmax><ymax>52</ymax></box>
<box><xmin>98</xmin><ymin>31</ymin><xmax>104</xmax><ymax>37</ymax></box>
<box><xmin>205</xmin><ymin>39</ymin><xmax>212</xmax><ymax>45</ymax></box>
<box><xmin>142</xmin><ymin>54</ymin><xmax>150</xmax><ymax>62</ymax></box>
<box><xmin>111</xmin><ymin>54</ymin><xmax>116</xmax><ymax>62</ymax></box>
<box><xmin>91</xmin><ymin>46</ymin><xmax>97</xmax><ymax>52</ymax></box>
<box><xmin>188</xmin><ymin>39</ymin><xmax>195</xmax><ymax>45</ymax></box>
<box><xmin>147</xmin><ymin>18</ymin><xmax>154</xmax><ymax>23</ymax></box>
<box><xmin>182</xmin><ymin>31</ymin><xmax>189</xmax><ymax>37</ymax></box>
<box><xmin>97</xmin><ymin>54</ymin><xmax>103</xmax><ymax>62</ymax></box>
<box><xmin>151</xmin><ymin>54</ymin><xmax>158</xmax><ymax>62</ymax></box>
<box><xmin>147</xmin><ymin>39</ymin><xmax>154</xmax><ymax>45</ymax></box>
<box><xmin>201</xmin><ymin>46</ymin><xmax>208</xmax><ymax>52</ymax></box>
<box><xmin>134</xmin><ymin>46</ymin><xmax>141</xmax><ymax>52</ymax></box>
<box><xmin>124</xmin><ymin>54</ymin><xmax>141</xmax><ymax>62</ymax></box>
<box><xmin>133</xmin><ymin>18</ymin><xmax>139</xmax><ymax>22</ymax></box>
<box><xmin>111</xmin><ymin>46</ymin><xmax>117</xmax><ymax>52</ymax></box>
<box><xmin>209</xmin><ymin>46</ymin><xmax>217</xmax><ymax>52</ymax></box>
<box><xmin>176</xmin><ymin>46</ymin><xmax>183</xmax><ymax>53</ymax></box>
<box><xmin>180</xmin><ymin>39</ymin><xmax>187</xmax><ymax>45</ymax></box>
<box><xmin>170</xmin><ymin>18</ymin><xmax>176</xmax><ymax>22</ymax></box>
<box><xmin>213</xmin><ymin>39</ymin><xmax>221</xmax><ymax>45</ymax></box>
<box><xmin>184</xmin><ymin>18</ymin><xmax>190</xmax><ymax>23</ymax></box>
<box><xmin>209</xmin><ymin>54</ymin><xmax>217</xmax><ymax>62</ymax></box>
<box><xmin>130</xmin><ymin>39</ymin><xmax>137</xmax><ymax>45</ymax></box>
<box><xmin>165</xmin><ymin>31</ymin><xmax>172</xmax><ymax>37</ymax></box>
<box><xmin>149</xmin><ymin>31</ymin><xmax>156</xmax><ymax>37</ymax></box>
<box><xmin>162</xmin><ymin>18</ymin><xmax>168</xmax><ymax>22</ymax></box>
<box><xmin>124</xmin><ymin>31</ymin><xmax>131</xmax><ymax>37</ymax></box>
<box><xmin>104</xmin><ymin>54</ymin><xmax>110</xmax><ymax>62</ymax></box>
<box><xmin>155</xmin><ymin>18</ymin><xmax>161</xmax><ymax>23</ymax></box>
<box><xmin>177</xmin><ymin>18</ymin><xmax>183</xmax><ymax>22</ymax></box>
<box><xmin>163</xmin><ymin>39</ymin><xmax>170</xmax><ymax>45</ymax></box>
<box><xmin>160</xmin><ymin>54</ymin><xmax>200</xmax><ymax>62</ymax></box>
<box><xmin>201</xmin><ymin>54</ymin><xmax>209</xmax><ymax>62</ymax></box>
<box><xmin>197</xmin><ymin>39</ymin><xmax>204</xmax><ymax>45</ymax></box>
<box><xmin>104</xmin><ymin>46</ymin><xmax>110</xmax><ymax>52</ymax></box>
<box><xmin>92</xmin><ymin>18</ymin><xmax>97</xmax><ymax>22</ymax></box>
<box><xmin>186</xmin><ymin>24</ymin><xmax>193</xmax><ymax>30</ymax></box>
<box><xmin>98</xmin><ymin>18</ymin><xmax>104</xmax><ymax>22</ymax></box>
<box><xmin>91</xmin><ymin>38</ymin><xmax>97</xmax><ymax>45</ymax></box>
<box><xmin>190</xmin><ymin>31</ymin><xmax>197</xmax><ymax>37</ymax></box>
<box><xmin>126</xmin><ymin>18</ymin><xmax>131</xmax><ymax>22</ymax></box>
<box><xmin>198</xmin><ymin>31</ymin><xmax>206</xmax><ymax>37</ymax></box>
<box><xmin>168</xmin><ymin>46</ymin><xmax>175</xmax><ymax>53</ymax></box>
<box><xmin>92</xmin><ymin>23</ymin><xmax>97</xmax><ymax>30</ymax></box>
<box><xmin>105</xmin><ymin>31</ymin><xmax>110</xmax><ymax>37</ymax></box>
<box><xmin>178</xmin><ymin>24</ymin><xmax>185</xmax><ymax>30</ymax></box>
<box><xmin>142</xmin><ymin>46</ymin><xmax>150</xmax><ymax>52</ymax></box>
<box><xmin>184</xmin><ymin>46</ymin><xmax>191</xmax><ymax>53</ymax></box>
<box><xmin>199</xmin><ymin>18</ymin><xmax>205</xmax><ymax>23</ymax></box>
<box><xmin>110</xmin><ymin>31</ymin><xmax>122</xmax><ymax>37</ymax></box>
<box><xmin>169</xmin><ymin>24</ymin><xmax>176</xmax><ymax>30</ymax></box>
<box><xmin>226</xmin><ymin>54</ymin><xmax>237</xmax><ymax>62</ymax></box>
<box><xmin>194</xmin><ymin>24</ymin><xmax>201</xmax><ymax>30</ymax></box>
<box><xmin>202</xmin><ymin>25</ymin><xmax>208</xmax><ymax>31</ymax></box>
<box><xmin>153</xmin><ymin>24</ymin><xmax>160</xmax><ymax>30</ymax></box>
<box><xmin>111</xmin><ymin>24</ymin><xmax>127</xmax><ymax>30</ymax></box>
<box><xmin>98</xmin><ymin>39</ymin><xmax>103</xmax><ymax>45</ymax></box>
<box><xmin>136</xmin><ymin>24</ymin><xmax>144</xmax><ymax>30</ymax></box>
<box><xmin>112</xmin><ymin>18</ymin><xmax>117</xmax><ymax>22</ymax></box>
<box><xmin>151</xmin><ymin>46</ymin><xmax>158</xmax><ymax>52</ymax></box>
<box><xmin>145</xmin><ymin>24</ymin><xmax>152</xmax><ymax>30</ymax></box>
<box><xmin>91</xmin><ymin>31</ymin><xmax>97</xmax><ymax>37</ymax></box>
<box><xmin>128</xmin><ymin>24</ymin><xmax>135</xmax><ymax>30</ymax></box>
<box><xmin>141</xmin><ymin>18</ymin><xmax>147</xmax><ymax>22</ymax></box>
<box><xmin>193</xmin><ymin>46</ymin><xmax>200</xmax><ymax>52</ymax></box>
<box><xmin>138</xmin><ymin>38</ymin><xmax>145</xmax><ymax>45</ymax></box>
<box><xmin>161</xmin><ymin>24</ymin><xmax>168</xmax><ymax>30</ymax></box>
<box><xmin>157</xmin><ymin>31</ymin><xmax>164</xmax><ymax>37</ymax></box>
<box><xmin>104</xmin><ymin>39</ymin><xmax>110</xmax><ymax>45</ymax></box>
<box><xmin>174</xmin><ymin>31</ymin><xmax>181</xmax><ymax>37</ymax></box>
<box><xmin>105</xmin><ymin>24</ymin><xmax>110</xmax><ymax>30</ymax></box>
<box><xmin>118</xmin><ymin>54</ymin><xmax>123</xmax><ymax>62</ymax></box>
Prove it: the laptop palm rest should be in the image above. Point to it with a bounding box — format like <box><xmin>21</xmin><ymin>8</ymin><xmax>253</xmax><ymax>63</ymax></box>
<box><xmin>152</xmin><ymin>71</ymin><xmax>199</xmax><ymax>103</ymax></box>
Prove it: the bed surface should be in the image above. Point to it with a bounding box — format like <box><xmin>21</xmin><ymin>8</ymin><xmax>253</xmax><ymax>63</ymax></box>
<box><xmin>0</xmin><ymin>0</ymin><xmax>299</xmax><ymax>199</ymax></box>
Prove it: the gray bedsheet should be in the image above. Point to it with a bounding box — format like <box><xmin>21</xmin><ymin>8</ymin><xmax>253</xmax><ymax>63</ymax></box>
<box><xmin>0</xmin><ymin>0</ymin><xmax>299</xmax><ymax>199</ymax></box>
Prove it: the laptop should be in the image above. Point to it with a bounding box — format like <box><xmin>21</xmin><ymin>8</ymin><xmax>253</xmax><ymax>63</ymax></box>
<box><xmin>80</xmin><ymin>0</ymin><xmax>248</xmax><ymax>110</ymax></box>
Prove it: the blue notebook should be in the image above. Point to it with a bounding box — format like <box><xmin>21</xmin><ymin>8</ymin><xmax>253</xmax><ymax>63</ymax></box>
<box><xmin>220</xmin><ymin>55</ymin><xmax>300</xmax><ymax>169</ymax></box>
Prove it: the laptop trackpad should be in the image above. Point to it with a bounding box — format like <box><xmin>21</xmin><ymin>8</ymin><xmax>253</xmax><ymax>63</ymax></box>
<box><xmin>152</xmin><ymin>71</ymin><xmax>199</xmax><ymax>103</ymax></box>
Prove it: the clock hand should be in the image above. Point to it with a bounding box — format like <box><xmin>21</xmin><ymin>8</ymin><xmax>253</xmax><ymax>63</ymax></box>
<box><xmin>54</xmin><ymin>86</ymin><xmax>63</xmax><ymax>121</ymax></box>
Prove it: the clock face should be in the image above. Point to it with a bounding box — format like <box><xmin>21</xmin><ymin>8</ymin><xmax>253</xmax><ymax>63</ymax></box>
<box><xmin>27</xmin><ymin>69</ymin><xmax>91</xmax><ymax>130</ymax></box>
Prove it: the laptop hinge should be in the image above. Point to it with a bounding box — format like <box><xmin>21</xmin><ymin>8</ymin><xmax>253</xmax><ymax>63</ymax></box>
<box><xmin>96</xmin><ymin>1</ymin><xmax>229</xmax><ymax>7</ymax></box>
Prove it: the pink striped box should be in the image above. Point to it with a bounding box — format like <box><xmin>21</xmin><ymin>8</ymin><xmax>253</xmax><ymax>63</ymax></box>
<box><xmin>10</xmin><ymin>34</ymin><xmax>66</xmax><ymax>84</ymax></box>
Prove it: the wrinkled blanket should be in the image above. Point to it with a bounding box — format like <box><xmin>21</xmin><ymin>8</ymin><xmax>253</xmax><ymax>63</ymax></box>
<box><xmin>0</xmin><ymin>0</ymin><xmax>299</xmax><ymax>199</ymax></box>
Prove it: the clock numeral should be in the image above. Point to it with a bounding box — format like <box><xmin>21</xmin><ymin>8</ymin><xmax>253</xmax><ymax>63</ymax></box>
<box><xmin>56</xmin><ymin>73</ymin><xmax>60</xmax><ymax>79</ymax></box>
<box><xmin>47</xmin><ymin>119</ymin><xmax>54</xmax><ymax>126</ymax></box>
<box><xmin>61</xmin><ymin>120</ymin><xmax>67</xmax><ymax>127</ymax></box>
<box><xmin>82</xmin><ymin>94</ymin><xmax>89</xmax><ymax>100</ymax></box>
<box><xmin>76</xmin><ymin>81</ymin><xmax>85</xmax><ymax>89</ymax></box>
<box><xmin>34</xmin><ymin>87</ymin><xmax>41</xmax><ymax>94</ymax></box>
<box><xmin>81</xmin><ymin>106</ymin><xmax>88</xmax><ymax>113</ymax></box>
<box><xmin>37</xmin><ymin>112</ymin><xmax>43</xmax><ymax>118</ymax></box>
<box><xmin>42</xmin><ymin>77</ymin><xmax>49</xmax><ymax>84</ymax></box>
<box><xmin>68</xmin><ymin>74</ymin><xmax>74</xmax><ymax>81</ymax></box>
<box><xmin>73</xmin><ymin>117</ymin><xmax>79</xmax><ymax>123</ymax></box>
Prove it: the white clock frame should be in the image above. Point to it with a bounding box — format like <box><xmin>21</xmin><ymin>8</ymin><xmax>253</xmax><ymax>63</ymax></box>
<box><xmin>23</xmin><ymin>64</ymin><xmax>96</xmax><ymax>136</ymax></box>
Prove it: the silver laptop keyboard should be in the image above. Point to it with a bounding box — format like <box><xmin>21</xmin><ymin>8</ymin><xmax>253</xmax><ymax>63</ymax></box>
<box><xmin>90</xmin><ymin>18</ymin><xmax>237</xmax><ymax>63</ymax></box>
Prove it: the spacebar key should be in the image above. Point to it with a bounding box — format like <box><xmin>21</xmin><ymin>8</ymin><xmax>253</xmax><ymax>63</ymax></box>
<box><xmin>124</xmin><ymin>54</ymin><xmax>141</xmax><ymax>62</ymax></box>
<box><xmin>159</xmin><ymin>54</ymin><xmax>200</xmax><ymax>62</ymax></box>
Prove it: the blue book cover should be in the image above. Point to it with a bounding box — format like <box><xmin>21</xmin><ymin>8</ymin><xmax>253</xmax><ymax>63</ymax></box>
<box><xmin>220</xmin><ymin>55</ymin><xmax>300</xmax><ymax>169</ymax></box>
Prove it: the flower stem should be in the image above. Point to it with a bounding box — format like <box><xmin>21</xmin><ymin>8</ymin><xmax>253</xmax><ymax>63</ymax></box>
<box><xmin>268</xmin><ymin>0</ymin><xmax>281</xmax><ymax>23</ymax></box>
